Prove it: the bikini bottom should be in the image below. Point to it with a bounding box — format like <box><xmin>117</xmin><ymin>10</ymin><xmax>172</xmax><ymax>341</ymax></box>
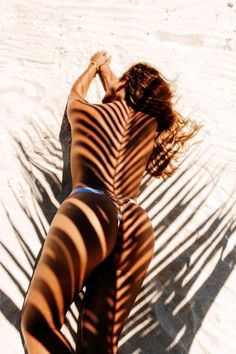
<box><xmin>69</xmin><ymin>186</ymin><xmax>137</xmax><ymax>228</ymax></box>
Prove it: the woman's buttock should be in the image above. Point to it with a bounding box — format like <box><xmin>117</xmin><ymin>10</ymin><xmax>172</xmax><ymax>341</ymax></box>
<box><xmin>43</xmin><ymin>191</ymin><xmax>119</xmax><ymax>281</ymax></box>
<box><xmin>85</xmin><ymin>200</ymin><xmax>155</xmax><ymax>296</ymax></box>
<box><xmin>59</xmin><ymin>190</ymin><xmax>119</xmax><ymax>237</ymax></box>
<box><xmin>46</xmin><ymin>190</ymin><xmax>154</xmax><ymax>282</ymax></box>
<box><xmin>114</xmin><ymin>201</ymin><xmax>155</xmax><ymax>262</ymax></box>
<box><xmin>60</xmin><ymin>189</ymin><xmax>154</xmax><ymax>253</ymax></box>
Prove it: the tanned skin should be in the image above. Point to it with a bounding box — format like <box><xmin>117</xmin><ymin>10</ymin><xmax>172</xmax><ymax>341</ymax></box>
<box><xmin>20</xmin><ymin>51</ymin><xmax>157</xmax><ymax>354</ymax></box>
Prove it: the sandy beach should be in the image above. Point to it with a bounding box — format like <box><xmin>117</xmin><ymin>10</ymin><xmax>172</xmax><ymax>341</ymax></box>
<box><xmin>1</xmin><ymin>0</ymin><xmax>236</xmax><ymax>353</ymax></box>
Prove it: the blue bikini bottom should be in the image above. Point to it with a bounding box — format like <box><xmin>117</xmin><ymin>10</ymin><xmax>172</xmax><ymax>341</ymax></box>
<box><xmin>69</xmin><ymin>186</ymin><xmax>137</xmax><ymax>227</ymax></box>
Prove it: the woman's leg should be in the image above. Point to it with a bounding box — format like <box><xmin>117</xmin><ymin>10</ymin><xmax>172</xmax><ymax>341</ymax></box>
<box><xmin>81</xmin><ymin>203</ymin><xmax>155</xmax><ymax>354</ymax></box>
<box><xmin>20</xmin><ymin>192</ymin><xmax>118</xmax><ymax>354</ymax></box>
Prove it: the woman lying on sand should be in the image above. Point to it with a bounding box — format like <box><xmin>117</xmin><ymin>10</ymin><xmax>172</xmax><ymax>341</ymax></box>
<box><xmin>20</xmin><ymin>50</ymin><xmax>199</xmax><ymax>354</ymax></box>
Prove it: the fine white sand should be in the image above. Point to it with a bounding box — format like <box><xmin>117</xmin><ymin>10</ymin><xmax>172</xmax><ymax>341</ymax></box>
<box><xmin>1</xmin><ymin>1</ymin><xmax>236</xmax><ymax>353</ymax></box>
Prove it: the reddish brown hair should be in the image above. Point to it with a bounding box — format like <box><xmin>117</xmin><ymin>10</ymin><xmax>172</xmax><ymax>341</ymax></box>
<box><xmin>120</xmin><ymin>62</ymin><xmax>200</xmax><ymax>178</ymax></box>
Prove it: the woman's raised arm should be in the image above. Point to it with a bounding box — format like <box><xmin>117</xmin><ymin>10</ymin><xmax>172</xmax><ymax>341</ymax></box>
<box><xmin>98</xmin><ymin>62</ymin><xmax>118</xmax><ymax>92</ymax></box>
<box><xmin>69</xmin><ymin>51</ymin><xmax>111</xmax><ymax>102</ymax></box>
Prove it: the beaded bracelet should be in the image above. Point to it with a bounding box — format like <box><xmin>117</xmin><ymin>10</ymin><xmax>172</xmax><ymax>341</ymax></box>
<box><xmin>90</xmin><ymin>61</ymin><xmax>99</xmax><ymax>71</ymax></box>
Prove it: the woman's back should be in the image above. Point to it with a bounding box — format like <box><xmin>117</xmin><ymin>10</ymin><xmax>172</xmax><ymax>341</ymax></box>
<box><xmin>67</xmin><ymin>98</ymin><xmax>157</xmax><ymax>199</ymax></box>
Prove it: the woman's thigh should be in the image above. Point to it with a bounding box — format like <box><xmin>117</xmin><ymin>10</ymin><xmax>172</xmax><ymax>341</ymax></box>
<box><xmin>22</xmin><ymin>192</ymin><xmax>119</xmax><ymax>330</ymax></box>
<box><xmin>82</xmin><ymin>202</ymin><xmax>155</xmax><ymax>353</ymax></box>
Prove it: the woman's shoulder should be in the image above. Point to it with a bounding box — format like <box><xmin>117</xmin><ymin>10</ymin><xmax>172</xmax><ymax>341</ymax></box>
<box><xmin>66</xmin><ymin>92</ymin><xmax>96</xmax><ymax>118</ymax></box>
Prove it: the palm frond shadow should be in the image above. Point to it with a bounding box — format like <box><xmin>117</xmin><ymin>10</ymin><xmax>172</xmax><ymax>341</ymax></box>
<box><xmin>119</xmin><ymin>162</ymin><xmax>235</xmax><ymax>353</ymax></box>
<box><xmin>1</xmin><ymin>103</ymin><xmax>235</xmax><ymax>353</ymax></box>
<box><xmin>1</xmin><ymin>105</ymin><xmax>83</xmax><ymax>352</ymax></box>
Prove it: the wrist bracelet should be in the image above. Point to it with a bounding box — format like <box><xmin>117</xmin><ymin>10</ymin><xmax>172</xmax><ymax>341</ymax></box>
<box><xmin>90</xmin><ymin>61</ymin><xmax>99</xmax><ymax>71</ymax></box>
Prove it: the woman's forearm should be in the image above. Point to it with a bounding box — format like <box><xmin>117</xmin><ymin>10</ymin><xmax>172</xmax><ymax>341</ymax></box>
<box><xmin>70</xmin><ymin>63</ymin><xmax>97</xmax><ymax>99</ymax></box>
<box><xmin>99</xmin><ymin>65</ymin><xmax>117</xmax><ymax>91</ymax></box>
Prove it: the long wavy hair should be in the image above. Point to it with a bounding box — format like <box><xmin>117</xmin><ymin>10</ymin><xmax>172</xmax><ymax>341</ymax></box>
<box><xmin>120</xmin><ymin>62</ymin><xmax>200</xmax><ymax>178</ymax></box>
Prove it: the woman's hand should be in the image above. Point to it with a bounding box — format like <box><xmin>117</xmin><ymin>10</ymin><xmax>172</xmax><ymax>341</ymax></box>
<box><xmin>90</xmin><ymin>50</ymin><xmax>111</xmax><ymax>69</ymax></box>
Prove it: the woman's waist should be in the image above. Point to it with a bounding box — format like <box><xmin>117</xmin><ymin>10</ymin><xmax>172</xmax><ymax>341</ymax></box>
<box><xmin>71</xmin><ymin>167</ymin><xmax>138</xmax><ymax>198</ymax></box>
<box><xmin>71</xmin><ymin>180</ymin><xmax>138</xmax><ymax>205</ymax></box>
